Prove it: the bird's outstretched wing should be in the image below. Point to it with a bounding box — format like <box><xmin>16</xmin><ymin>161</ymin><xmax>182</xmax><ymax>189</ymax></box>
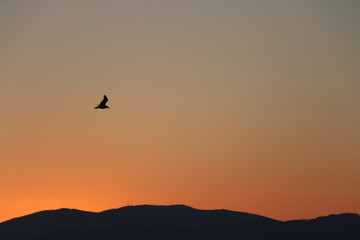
<box><xmin>99</xmin><ymin>95</ymin><xmax>108</xmax><ymax>106</ymax></box>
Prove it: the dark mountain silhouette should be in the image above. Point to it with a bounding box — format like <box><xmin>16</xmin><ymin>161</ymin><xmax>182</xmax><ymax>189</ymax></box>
<box><xmin>0</xmin><ymin>204</ymin><xmax>359</xmax><ymax>240</ymax></box>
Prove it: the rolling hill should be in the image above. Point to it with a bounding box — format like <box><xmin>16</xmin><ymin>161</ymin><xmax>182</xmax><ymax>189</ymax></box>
<box><xmin>0</xmin><ymin>204</ymin><xmax>359</xmax><ymax>240</ymax></box>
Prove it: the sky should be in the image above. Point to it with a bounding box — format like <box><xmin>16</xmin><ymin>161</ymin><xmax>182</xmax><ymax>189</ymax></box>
<box><xmin>1</xmin><ymin>0</ymin><xmax>359</xmax><ymax>222</ymax></box>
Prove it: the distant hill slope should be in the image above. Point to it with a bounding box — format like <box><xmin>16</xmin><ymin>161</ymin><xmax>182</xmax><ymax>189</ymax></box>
<box><xmin>0</xmin><ymin>205</ymin><xmax>359</xmax><ymax>240</ymax></box>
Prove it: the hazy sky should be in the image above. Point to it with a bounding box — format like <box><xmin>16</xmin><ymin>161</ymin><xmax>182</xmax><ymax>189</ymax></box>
<box><xmin>1</xmin><ymin>0</ymin><xmax>359</xmax><ymax>222</ymax></box>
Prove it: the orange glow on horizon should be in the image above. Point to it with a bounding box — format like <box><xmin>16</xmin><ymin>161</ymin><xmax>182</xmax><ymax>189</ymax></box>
<box><xmin>1</xmin><ymin>0</ymin><xmax>359</xmax><ymax>223</ymax></box>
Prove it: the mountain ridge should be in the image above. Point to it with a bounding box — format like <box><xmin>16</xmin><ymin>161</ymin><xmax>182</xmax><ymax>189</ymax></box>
<box><xmin>0</xmin><ymin>204</ymin><xmax>359</xmax><ymax>240</ymax></box>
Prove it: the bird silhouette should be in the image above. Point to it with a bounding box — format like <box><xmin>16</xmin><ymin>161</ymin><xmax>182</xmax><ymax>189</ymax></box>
<box><xmin>95</xmin><ymin>95</ymin><xmax>110</xmax><ymax>109</ymax></box>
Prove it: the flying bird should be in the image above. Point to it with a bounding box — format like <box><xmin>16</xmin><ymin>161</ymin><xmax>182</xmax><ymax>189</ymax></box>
<box><xmin>95</xmin><ymin>95</ymin><xmax>110</xmax><ymax>109</ymax></box>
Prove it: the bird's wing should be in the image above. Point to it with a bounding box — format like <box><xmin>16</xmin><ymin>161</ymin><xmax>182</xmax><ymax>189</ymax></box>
<box><xmin>99</xmin><ymin>95</ymin><xmax>108</xmax><ymax>105</ymax></box>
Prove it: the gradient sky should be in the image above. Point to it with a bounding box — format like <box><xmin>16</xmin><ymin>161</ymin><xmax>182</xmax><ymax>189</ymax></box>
<box><xmin>1</xmin><ymin>0</ymin><xmax>359</xmax><ymax>222</ymax></box>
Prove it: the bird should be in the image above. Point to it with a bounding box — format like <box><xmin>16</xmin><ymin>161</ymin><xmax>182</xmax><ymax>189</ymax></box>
<box><xmin>95</xmin><ymin>95</ymin><xmax>110</xmax><ymax>109</ymax></box>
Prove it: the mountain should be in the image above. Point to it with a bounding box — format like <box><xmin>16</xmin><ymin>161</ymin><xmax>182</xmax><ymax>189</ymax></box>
<box><xmin>0</xmin><ymin>205</ymin><xmax>359</xmax><ymax>240</ymax></box>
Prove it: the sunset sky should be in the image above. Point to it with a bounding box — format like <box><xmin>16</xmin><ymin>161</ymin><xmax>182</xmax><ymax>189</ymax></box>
<box><xmin>1</xmin><ymin>0</ymin><xmax>359</xmax><ymax>222</ymax></box>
